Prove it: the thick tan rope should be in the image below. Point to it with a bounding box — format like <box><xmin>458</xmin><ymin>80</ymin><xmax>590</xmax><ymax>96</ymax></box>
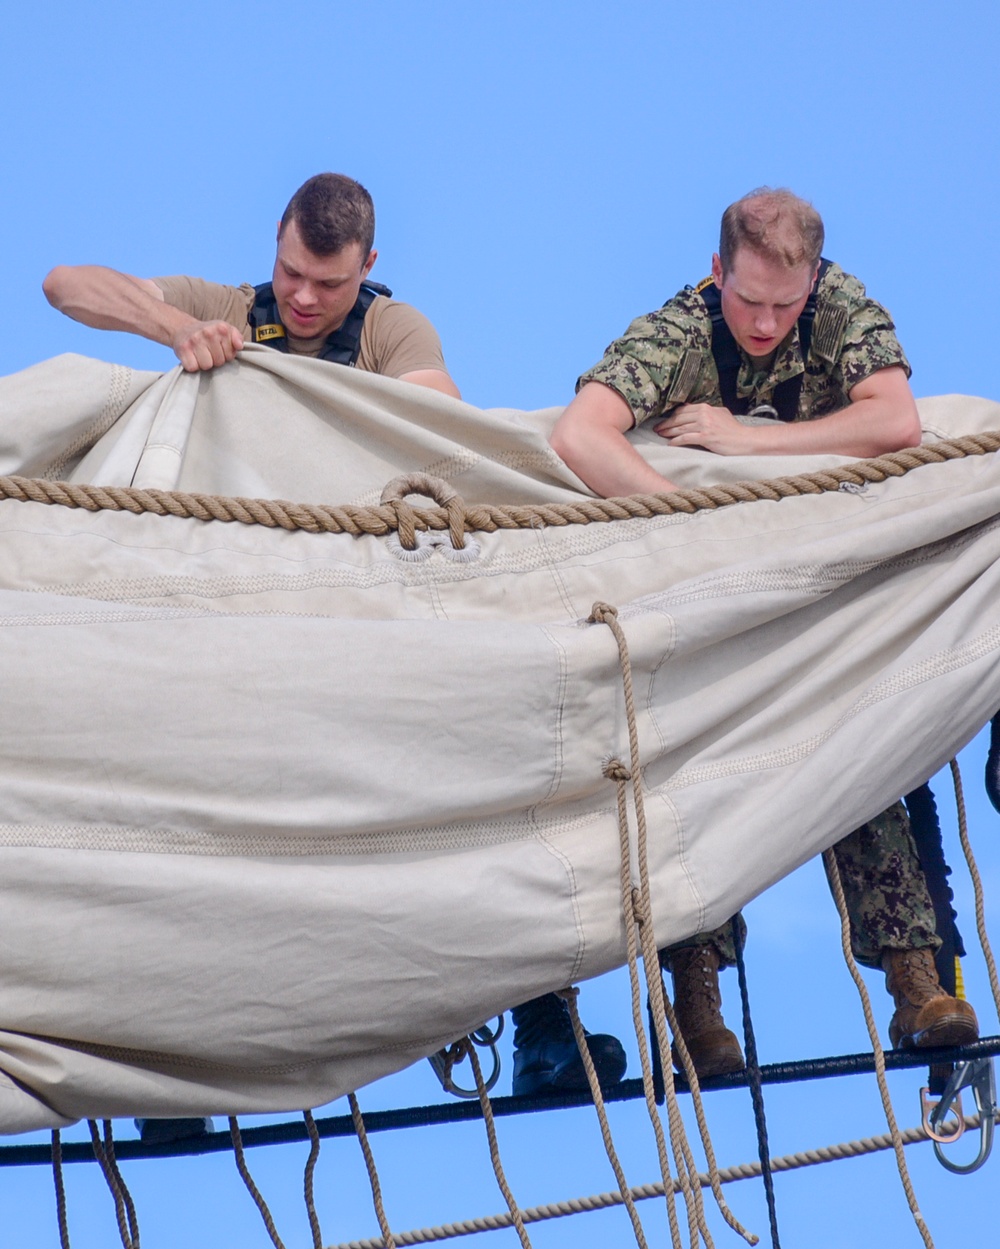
<box><xmin>823</xmin><ymin>851</ymin><xmax>934</xmax><ymax>1249</ymax></box>
<box><xmin>659</xmin><ymin>985</ymin><xmax>757</xmax><ymax>1245</ymax></box>
<box><xmin>949</xmin><ymin>758</ymin><xmax>1000</xmax><ymax>1021</ymax></box>
<box><xmin>323</xmin><ymin>1113</ymin><xmax>977</xmax><ymax>1248</ymax></box>
<box><xmin>605</xmin><ymin>757</ymin><xmax>684</xmax><ymax>1249</ymax></box>
<box><xmin>559</xmin><ymin>986</ymin><xmax>650</xmax><ymax>1247</ymax></box>
<box><xmin>591</xmin><ymin>603</ymin><xmax>716</xmax><ymax>1249</ymax></box>
<box><xmin>87</xmin><ymin>1119</ymin><xmax>139</xmax><ymax>1249</ymax></box>
<box><xmin>101</xmin><ymin>1121</ymin><xmax>139</xmax><ymax>1249</ymax></box>
<box><xmin>51</xmin><ymin>1129</ymin><xmax>71</xmax><ymax>1249</ymax></box>
<box><xmin>303</xmin><ymin>1109</ymin><xmax>324</xmax><ymax>1249</ymax></box>
<box><xmin>5</xmin><ymin>433</ymin><xmax>1000</xmax><ymax>540</ymax></box>
<box><xmin>349</xmin><ymin>1094</ymin><xmax>397</xmax><ymax>1249</ymax></box>
<box><xmin>229</xmin><ymin>1116</ymin><xmax>287</xmax><ymax>1249</ymax></box>
<box><xmin>462</xmin><ymin>1039</ymin><xmax>533</xmax><ymax>1249</ymax></box>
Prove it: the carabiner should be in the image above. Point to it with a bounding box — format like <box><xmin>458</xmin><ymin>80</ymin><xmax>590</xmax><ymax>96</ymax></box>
<box><xmin>427</xmin><ymin>1016</ymin><xmax>505</xmax><ymax>1099</ymax></box>
<box><xmin>926</xmin><ymin>1058</ymin><xmax>997</xmax><ymax>1175</ymax></box>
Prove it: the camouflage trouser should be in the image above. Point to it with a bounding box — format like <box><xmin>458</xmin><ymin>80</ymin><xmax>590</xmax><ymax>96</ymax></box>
<box><xmin>659</xmin><ymin>801</ymin><xmax>941</xmax><ymax>972</ymax></box>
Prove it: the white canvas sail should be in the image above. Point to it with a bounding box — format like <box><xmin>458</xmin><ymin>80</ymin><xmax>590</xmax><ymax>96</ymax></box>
<box><xmin>0</xmin><ymin>348</ymin><xmax>997</xmax><ymax>1133</ymax></box>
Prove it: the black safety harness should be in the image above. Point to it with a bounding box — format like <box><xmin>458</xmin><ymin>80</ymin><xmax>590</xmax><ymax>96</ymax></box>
<box><xmin>696</xmin><ymin>257</ymin><xmax>832</xmax><ymax>422</ymax></box>
<box><xmin>247</xmin><ymin>279</ymin><xmax>393</xmax><ymax>366</ymax></box>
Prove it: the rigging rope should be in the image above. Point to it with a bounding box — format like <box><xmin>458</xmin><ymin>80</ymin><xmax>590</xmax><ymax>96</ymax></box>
<box><xmin>51</xmin><ymin>1130</ymin><xmax>70</xmax><ymax>1249</ymax></box>
<box><xmin>823</xmin><ymin>851</ymin><xmax>934</xmax><ymax>1249</ymax></box>
<box><xmin>229</xmin><ymin>1116</ymin><xmax>287</xmax><ymax>1249</ymax></box>
<box><xmin>560</xmin><ymin>987</ymin><xmax>649</xmax><ymax>1247</ymax></box>
<box><xmin>462</xmin><ymin>1039</ymin><xmax>532</xmax><ymax>1249</ymax></box>
<box><xmin>731</xmin><ymin>918</ymin><xmax>779</xmax><ymax>1249</ymax></box>
<box><xmin>325</xmin><ymin>1113</ymin><xmax>978</xmax><ymax>1248</ymax></box>
<box><xmin>0</xmin><ymin>432</ymin><xmax>998</xmax><ymax>539</ymax></box>
<box><xmin>303</xmin><ymin>1109</ymin><xmax>323</xmax><ymax>1249</ymax></box>
<box><xmin>949</xmin><ymin>758</ymin><xmax>1000</xmax><ymax>1022</ymax></box>
<box><xmin>593</xmin><ymin>601</ymin><xmax>760</xmax><ymax>1248</ymax></box>
<box><xmin>349</xmin><ymin>1094</ymin><xmax>397</xmax><ymax>1249</ymax></box>
<box><xmin>87</xmin><ymin>1120</ymin><xmax>139</xmax><ymax>1249</ymax></box>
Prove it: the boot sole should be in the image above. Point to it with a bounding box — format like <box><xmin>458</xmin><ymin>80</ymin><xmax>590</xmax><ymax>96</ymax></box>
<box><xmin>910</xmin><ymin>1013</ymin><xmax>980</xmax><ymax>1050</ymax></box>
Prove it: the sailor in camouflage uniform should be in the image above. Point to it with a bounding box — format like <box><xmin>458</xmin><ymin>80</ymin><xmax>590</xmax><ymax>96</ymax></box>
<box><xmin>546</xmin><ymin>187</ymin><xmax>979</xmax><ymax>1079</ymax></box>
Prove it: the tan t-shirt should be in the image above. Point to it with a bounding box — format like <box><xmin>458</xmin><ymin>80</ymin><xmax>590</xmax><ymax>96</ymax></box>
<box><xmin>153</xmin><ymin>276</ymin><xmax>450</xmax><ymax>379</ymax></box>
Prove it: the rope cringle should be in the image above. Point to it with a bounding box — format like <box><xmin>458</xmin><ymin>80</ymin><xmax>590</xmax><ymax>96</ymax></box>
<box><xmin>3</xmin><ymin>432</ymin><xmax>1000</xmax><ymax>538</ymax></box>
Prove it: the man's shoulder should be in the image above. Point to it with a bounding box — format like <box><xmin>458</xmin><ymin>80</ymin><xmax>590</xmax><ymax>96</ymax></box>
<box><xmin>816</xmin><ymin>261</ymin><xmax>868</xmax><ymax>303</ymax></box>
<box><xmin>618</xmin><ymin>284</ymin><xmax>713</xmax><ymax>348</ymax></box>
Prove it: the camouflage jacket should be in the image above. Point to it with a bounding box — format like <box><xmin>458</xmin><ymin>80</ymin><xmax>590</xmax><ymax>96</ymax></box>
<box><xmin>577</xmin><ymin>262</ymin><xmax>910</xmax><ymax>427</ymax></box>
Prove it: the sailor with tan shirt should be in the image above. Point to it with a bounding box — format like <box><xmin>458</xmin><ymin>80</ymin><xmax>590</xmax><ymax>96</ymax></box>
<box><xmin>44</xmin><ymin>172</ymin><xmax>460</xmax><ymax>399</ymax></box>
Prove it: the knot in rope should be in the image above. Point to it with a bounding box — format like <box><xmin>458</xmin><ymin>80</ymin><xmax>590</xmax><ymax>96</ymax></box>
<box><xmin>589</xmin><ymin>602</ymin><xmax>619</xmax><ymax>626</ymax></box>
<box><xmin>380</xmin><ymin>472</ymin><xmax>468</xmax><ymax>550</ymax></box>
<box><xmin>603</xmin><ymin>758</ymin><xmax>631</xmax><ymax>783</ymax></box>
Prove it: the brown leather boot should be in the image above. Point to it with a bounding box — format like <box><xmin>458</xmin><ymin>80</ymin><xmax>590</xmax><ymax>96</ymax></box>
<box><xmin>882</xmin><ymin>948</ymin><xmax>979</xmax><ymax>1049</ymax></box>
<box><xmin>667</xmin><ymin>945</ymin><xmax>745</xmax><ymax>1078</ymax></box>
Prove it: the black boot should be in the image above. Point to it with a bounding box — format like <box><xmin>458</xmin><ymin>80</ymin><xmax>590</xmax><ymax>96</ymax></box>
<box><xmin>135</xmin><ymin>1117</ymin><xmax>214</xmax><ymax>1144</ymax></box>
<box><xmin>511</xmin><ymin>993</ymin><xmax>626</xmax><ymax>1097</ymax></box>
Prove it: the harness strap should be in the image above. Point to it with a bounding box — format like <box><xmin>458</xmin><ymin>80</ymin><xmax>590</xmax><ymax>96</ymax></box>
<box><xmin>248</xmin><ymin>279</ymin><xmax>393</xmax><ymax>367</ymax></box>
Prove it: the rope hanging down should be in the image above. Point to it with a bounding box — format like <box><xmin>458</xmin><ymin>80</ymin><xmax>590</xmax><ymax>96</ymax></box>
<box><xmin>0</xmin><ymin>431</ymin><xmax>997</xmax><ymax>540</ymax></box>
<box><xmin>823</xmin><ymin>852</ymin><xmax>935</xmax><ymax>1249</ymax></box>
<box><xmin>950</xmin><ymin>759</ymin><xmax>1000</xmax><ymax>1023</ymax></box>
<box><xmin>87</xmin><ymin>1120</ymin><xmax>139</xmax><ymax>1249</ymax></box>
<box><xmin>592</xmin><ymin>601</ymin><xmax>757</xmax><ymax>1249</ymax></box>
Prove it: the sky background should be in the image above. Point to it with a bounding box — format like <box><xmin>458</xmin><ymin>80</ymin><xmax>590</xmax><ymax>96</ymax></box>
<box><xmin>2</xmin><ymin>1</ymin><xmax>1000</xmax><ymax>1246</ymax></box>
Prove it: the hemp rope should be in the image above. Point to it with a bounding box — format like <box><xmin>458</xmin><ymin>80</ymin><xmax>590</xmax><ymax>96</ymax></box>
<box><xmin>949</xmin><ymin>758</ymin><xmax>1000</xmax><ymax>1022</ymax></box>
<box><xmin>349</xmin><ymin>1094</ymin><xmax>397</xmax><ymax>1249</ymax></box>
<box><xmin>822</xmin><ymin>851</ymin><xmax>934</xmax><ymax>1249</ymax></box>
<box><xmin>593</xmin><ymin>601</ymin><xmax>732</xmax><ymax>1249</ymax></box>
<box><xmin>51</xmin><ymin>1129</ymin><xmax>71</xmax><ymax>1249</ymax></box>
<box><xmin>461</xmin><ymin>1039</ymin><xmax>532</xmax><ymax>1249</ymax></box>
<box><xmin>604</xmin><ymin>757</ymin><xmax>685</xmax><ymax>1249</ymax></box>
<box><xmin>101</xmin><ymin>1120</ymin><xmax>140</xmax><ymax>1249</ymax></box>
<box><xmin>304</xmin><ymin>1109</ymin><xmax>324</xmax><ymax>1249</ymax></box>
<box><xmin>87</xmin><ymin>1119</ymin><xmax>139</xmax><ymax>1249</ymax></box>
<box><xmin>324</xmin><ymin>1113</ymin><xmax>976</xmax><ymax>1248</ymax></box>
<box><xmin>659</xmin><ymin>976</ymin><xmax>755</xmax><ymax>1244</ymax></box>
<box><xmin>3</xmin><ymin>432</ymin><xmax>999</xmax><ymax>543</ymax></box>
<box><xmin>229</xmin><ymin>1116</ymin><xmax>288</xmax><ymax>1249</ymax></box>
<box><xmin>559</xmin><ymin>986</ymin><xmax>650</xmax><ymax>1248</ymax></box>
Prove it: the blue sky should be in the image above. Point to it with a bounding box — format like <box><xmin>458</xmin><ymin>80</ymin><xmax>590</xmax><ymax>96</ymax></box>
<box><xmin>2</xmin><ymin>2</ymin><xmax>1000</xmax><ymax>1246</ymax></box>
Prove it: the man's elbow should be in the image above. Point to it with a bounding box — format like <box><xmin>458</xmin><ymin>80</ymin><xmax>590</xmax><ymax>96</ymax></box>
<box><xmin>898</xmin><ymin>407</ymin><xmax>923</xmax><ymax>449</ymax></box>
<box><xmin>42</xmin><ymin>266</ymin><xmax>73</xmax><ymax>310</ymax></box>
<box><xmin>548</xmin><ymin>417</ymin><xmax>578</xmax><ymax>465</ymax></box>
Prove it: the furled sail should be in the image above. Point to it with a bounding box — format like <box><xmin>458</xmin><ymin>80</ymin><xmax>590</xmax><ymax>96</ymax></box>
<box><xmin>0</xmin><ymin>348</ymin><xmax>997</xmax><ymax>1133</ymax></box>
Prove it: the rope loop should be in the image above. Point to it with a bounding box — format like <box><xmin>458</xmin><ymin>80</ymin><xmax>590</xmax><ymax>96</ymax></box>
<box><xmin>380</xmin><ymin>473</ymin><xmax>468</xmax><ymax>550</ymax></box>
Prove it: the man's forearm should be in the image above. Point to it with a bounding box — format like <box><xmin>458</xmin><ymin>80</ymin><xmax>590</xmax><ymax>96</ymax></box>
<box><xmin>550</xmin><ymin>382</ymin><xmax>680</xmax><ymax>495</ymax></box>
<box><xmin>738</xmin><ymin>395</ymin><xmax>921</xmax><ymax>458</ymax></box>
<box><xmin>43</xmin><ymin>265</ymin><xmax>199</xmax><ymax>347</ymax></box>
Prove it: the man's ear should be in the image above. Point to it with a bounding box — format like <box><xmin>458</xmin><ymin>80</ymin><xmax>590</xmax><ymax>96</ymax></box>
<box><xmin>362</xmin><ymin>249</ymin><xmax>378</xmax><ymax>278</ymax></box>
<box><xmin>276</xmin><ymin>221</ymin><xmax>282</xmax><ymax>243</ymax></box>
<box><xmin>711</xmin><ymin>253</ymin><xmax>724</xmax><ymax>287</ymax></box>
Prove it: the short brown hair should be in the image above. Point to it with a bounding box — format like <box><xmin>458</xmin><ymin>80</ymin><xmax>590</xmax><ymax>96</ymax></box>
<box><xmin>279</xmin><ymin>173</ymin><xmax>376</xmax><ymax>257</ymax></box>
<box><xmin>719</xmin><ymin>188</ymin><xmax>824</xmax><ymax>275</ymax></box>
